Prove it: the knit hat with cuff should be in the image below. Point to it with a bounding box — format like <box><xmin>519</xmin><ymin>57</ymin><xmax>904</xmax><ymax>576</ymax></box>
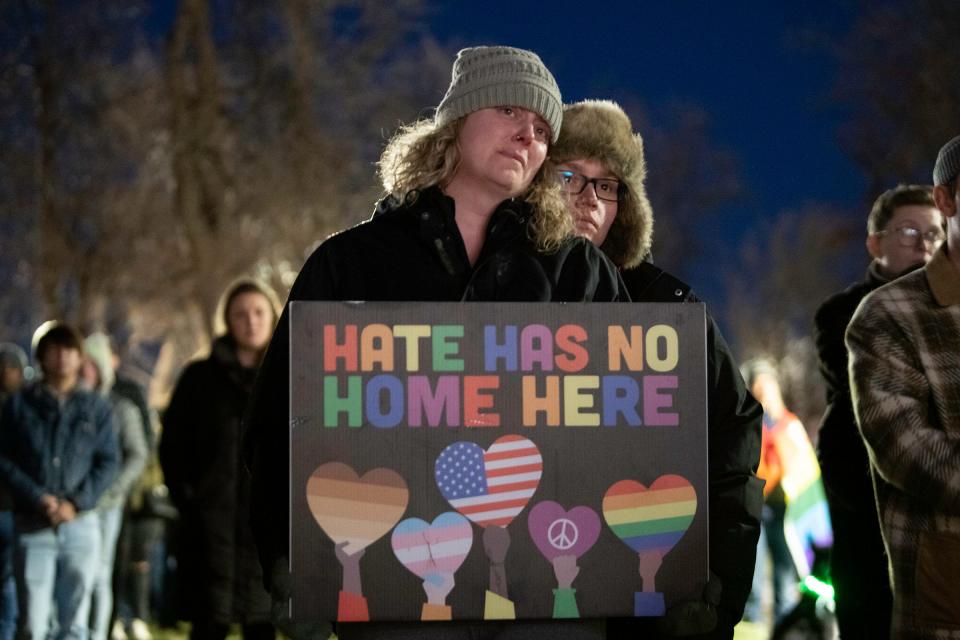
<box><xmin>435</xmin><ymin>46</ymin><xmax>562</xmax><ymax>143</ymax></box>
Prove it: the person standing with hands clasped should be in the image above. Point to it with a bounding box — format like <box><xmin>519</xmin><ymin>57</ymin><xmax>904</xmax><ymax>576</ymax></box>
<box><xmin>0</xmin><ymin>323</ymin><xmax>119</xmax><ymax>640</ymax></box>
<box><xmin>847</xmin><ymin>134</ymin><xmax>960</xmax><ymax>638</ymax></box>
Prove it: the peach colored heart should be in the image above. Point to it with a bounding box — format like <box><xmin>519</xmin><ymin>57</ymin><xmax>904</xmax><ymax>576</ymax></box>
<box><xmin>306</xmin><ymin>461</ymin><xmax>409</xmax><ymax>555</ymax></box>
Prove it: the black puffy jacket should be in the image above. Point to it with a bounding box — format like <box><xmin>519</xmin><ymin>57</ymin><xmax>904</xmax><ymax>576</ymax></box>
<box><xmin>245</xmin><ymin>186</ymin><xmax>624</xmax><ymax>588</ymax></box>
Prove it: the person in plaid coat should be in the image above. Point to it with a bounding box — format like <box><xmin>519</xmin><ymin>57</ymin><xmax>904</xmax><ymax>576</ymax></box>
<box><xmin>846</xmin><ymin>133</ymin><xmax>960</xmax><ymax>639</ymax></box>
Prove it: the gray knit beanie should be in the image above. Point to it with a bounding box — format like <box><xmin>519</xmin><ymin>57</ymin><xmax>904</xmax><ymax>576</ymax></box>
<box><xmin>435</xmin><ymin>46</ymin><xmax>562</xmax><ymax>143</ymax></box>
<box><xmin>934</xmin><ymin>134</ymin><xmax>960</xmax><ymax>186</ymax></box>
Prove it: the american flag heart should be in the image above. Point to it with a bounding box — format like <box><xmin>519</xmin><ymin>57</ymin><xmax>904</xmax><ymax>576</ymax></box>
<box><xmin>434</xmin><ymin>435</ymin><xmax>543</xmax><ymax>527</ymax></box>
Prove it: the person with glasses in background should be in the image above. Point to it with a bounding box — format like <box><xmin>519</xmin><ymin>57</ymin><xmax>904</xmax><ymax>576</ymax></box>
<box><xmin>549</xmin><ymin>99</ymin><xmax>764</xmax><ymax>639</ymax></box>
<box><xmin>846</xmin><ymin>135</ymin><xmax>960</xmax><ymax>638</ymax></box>
<box><xmin>814</xmin><ymin>184</ymin><xmax>942</xmax><ymax>640</ymax></box>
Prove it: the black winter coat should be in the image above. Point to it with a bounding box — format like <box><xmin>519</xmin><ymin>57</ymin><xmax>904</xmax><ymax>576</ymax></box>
<box><xmin>160</xmin><ymin>336</ymin><xmax>271</xmax><ymax>624</ymax></box>
<box><xmin>813</xmin><ymin>262</ymin><xmax>894</xmax><ymax>633</ymax></box>
<box><xmin>814</xmin><ymin>262</ymin><xmax>892</xmax><ymax>515</ymax></box>
<box><xmin>607</xmin><ymin>262</ymin><xmax>764</xmax><ymax>639</ymax></box>
<box><xmin>245</xmin><ymin>186</ymin><xmax>624</xmax><ymax>585</ymax></box>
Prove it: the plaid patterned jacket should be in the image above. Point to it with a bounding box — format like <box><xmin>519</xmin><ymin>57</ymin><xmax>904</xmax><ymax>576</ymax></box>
<box><xmin>846</xmin><ymin>245</ymin><xmax>960</xmax><ymax>639</ymax></box>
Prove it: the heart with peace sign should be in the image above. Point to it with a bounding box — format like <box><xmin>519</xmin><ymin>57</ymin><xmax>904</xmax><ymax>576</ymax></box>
<box><xmin>527</xmin><ymin>501</ymin><xmax>601</xmax><ymax>561</ymax></box>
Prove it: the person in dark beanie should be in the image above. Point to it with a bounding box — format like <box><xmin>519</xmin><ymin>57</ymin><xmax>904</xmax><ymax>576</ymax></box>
<box><xmin>814</xmin><ymin>185</ymin><xmax>942</xmax><ymax>640</ymax></box>
<box><xmin>0</xmin><ymin>323</ymin><xmax>119</xmax><ymax>640</ymax></box>
<box><xmin>244</xmin><ymin>46</ymin><xmax>622</xmax><ymax>640</ymax></box>
<box><xmin>846</xmin><ymin>133</ymin><xmax>960</xmax><ymax>638</ymax></box>
<box><xmin>160</xmin><ymin>280</ymin><xmax>280</xmax><ymax>640</ymax></box>
<box><xmin>549</xmin><ymin>100</ymin><xmax>764</xmax><ymax>639</ymax></box>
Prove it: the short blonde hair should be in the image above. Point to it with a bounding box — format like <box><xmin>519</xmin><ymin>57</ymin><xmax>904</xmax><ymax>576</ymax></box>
<box><xmin>377</xmin><ymin>117</ymin><xmax>572</xmax><ymax>253</ymax></box>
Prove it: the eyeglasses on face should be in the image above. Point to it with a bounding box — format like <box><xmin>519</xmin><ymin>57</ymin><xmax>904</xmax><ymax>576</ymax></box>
<box><xmin>875</xmin><ymin>226</ymin><xmax>946</xmax><ymax>248</ymax></box>
<box><xmin>556</xmin><ymin>170</ymin><xmax>623</xmax><ymax>202</ymax></box>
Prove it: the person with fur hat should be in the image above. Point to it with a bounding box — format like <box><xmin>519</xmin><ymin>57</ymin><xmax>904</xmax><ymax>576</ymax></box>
<box><xmin>550</xmin><ymin>100</ymin><xmax>764</xmax><ymax>638</ymax></box>
<box><xmin>0</xmin><ymin>323</ymin><xmax>120</xmax><ymax>640</ymax></box>
<box><xmin>845</xmin><ymin>133</ymin><xmax>960</xmax><ymax>638</ymax></box>
<box><xmin>244</xmin><ymin>46</ymin><xmax>622</xmax><ymax>639</ymax></box>
<box><xmin>80</xmin><ymin>333</ymin><xmax>148</xmax><ymax>640</ymax></box>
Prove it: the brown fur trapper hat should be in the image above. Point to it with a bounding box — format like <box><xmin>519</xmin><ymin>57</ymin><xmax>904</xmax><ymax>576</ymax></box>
<box><xmin>551</xmin><ymin>100</ymin><xmax>653</xmax><ymax>268</ymax></box>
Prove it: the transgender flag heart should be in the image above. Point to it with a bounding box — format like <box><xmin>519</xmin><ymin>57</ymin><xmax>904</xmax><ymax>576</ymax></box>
<box><xmin>391</xmin><ymin>512</ymin><xmax>473</xmax><ymax>579</ymax></box>
<box><xmin>434</xmin><ymin>435</ymin><xmax>542</xmax><ymax>527</ymax></box>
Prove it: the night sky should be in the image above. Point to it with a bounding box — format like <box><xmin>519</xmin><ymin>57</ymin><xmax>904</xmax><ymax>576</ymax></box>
<box><xmin>424</xmin><ymin>1</ymin><xmax>866</xmax><ymax>298</ymax></box>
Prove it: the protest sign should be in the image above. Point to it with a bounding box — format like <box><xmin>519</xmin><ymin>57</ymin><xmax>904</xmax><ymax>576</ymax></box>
<box><xmin>289</xmin><ymin>302</ymin><xmax>708</xmax><ymax>622</ymax></box>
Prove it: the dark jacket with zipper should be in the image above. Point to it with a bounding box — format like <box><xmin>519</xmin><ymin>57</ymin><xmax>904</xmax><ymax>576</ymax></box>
<box><xmin>243</xmin><ymin>187</ymin><xmax>623</xmax><ymax>639</ymax></box>
<box><xmin>606</xmin><ymin>262</ymin><xmax>764</xmax><ymax>640</ymax></box>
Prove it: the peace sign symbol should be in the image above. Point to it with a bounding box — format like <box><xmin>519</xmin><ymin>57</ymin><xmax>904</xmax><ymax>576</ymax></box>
<box><xmin>547</xmin><ymin>518</ymin><xmax>580</xmax><ymax>550</ymax></box>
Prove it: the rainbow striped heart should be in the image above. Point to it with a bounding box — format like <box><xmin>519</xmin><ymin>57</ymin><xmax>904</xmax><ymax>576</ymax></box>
<box><xmin>434</xmin><ymin>435</ymin><xmax>542</xmax><ymax>528</ymax></box>
<box><xmin>602</xmin><ymin>475</ymin><xmax>697</xmax><ymax>555</ymax></box>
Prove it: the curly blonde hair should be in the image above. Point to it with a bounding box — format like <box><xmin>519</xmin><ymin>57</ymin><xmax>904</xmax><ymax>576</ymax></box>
<box><xmin>377</xmin><ymin>117</ymin><xmax>572</xmax><ymax>253</ymax></box>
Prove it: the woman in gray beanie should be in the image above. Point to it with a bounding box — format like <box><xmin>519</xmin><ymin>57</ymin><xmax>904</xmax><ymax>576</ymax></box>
<box><xmin>245</xmin><ymin>46</ymin><xmax>622</xmax><ymax>640</ymax></box>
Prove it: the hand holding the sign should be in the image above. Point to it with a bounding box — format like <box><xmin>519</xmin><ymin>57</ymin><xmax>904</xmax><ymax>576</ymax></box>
<box><xmin>655</xmin><ymin>572</ymin><xmax>722</xmax><ymax>637</ymax></box>
<box><xmin>269</xmin><ymin>556</ymin><xmax>333</xmax><ymax>640</ymax></box>
<box><xmin>551</xmin><ymin>554</ymin><xmax>580</xmax><ymax>590</ymax></box>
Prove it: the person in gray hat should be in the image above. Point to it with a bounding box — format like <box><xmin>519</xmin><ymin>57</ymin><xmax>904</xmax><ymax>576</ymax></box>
<box><xmin>244</xmin><ymin>45</ymin><xmax>622</xmax><ymax>640</ymax></box>
<box><xmin>845</xmin><ymin>134</ymin><xmax>960</xmax><ymax>638</ymax></box>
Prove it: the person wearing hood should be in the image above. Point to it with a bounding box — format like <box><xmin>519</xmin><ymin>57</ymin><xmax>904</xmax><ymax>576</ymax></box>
<box><xmin>80</xmin><ymin>333</ymin><xmax>148</xmax><ymax>640</ymax></box>
<box><xmin>0</xmin><ymin>342</ymin><xmax>27</xmax><ymax>640</ymax></box>
<box><xmin>813</xmin><ymin>184</ymin><xmax>942</xmax><ymax>640</ymax></box>
<box><xmin>548</xmin><ymin>100</ymin><xmax>764</xmax><ymax>638</ymax></box>
<box><xmin>160</xmin><ymin>280</ymin><xmax>279</xmax><ymax>640</ymax></box>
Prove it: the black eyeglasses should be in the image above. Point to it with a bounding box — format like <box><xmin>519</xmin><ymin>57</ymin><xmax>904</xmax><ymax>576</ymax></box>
<box><xmin>875</xmin><ymin>226</ymin><xmax>945</xmax><ymax>248</ymax></box>
<box><xmin>556</xmin><ymin>170</ymin><xmax>624</xmax><ymax>202</ymax></box>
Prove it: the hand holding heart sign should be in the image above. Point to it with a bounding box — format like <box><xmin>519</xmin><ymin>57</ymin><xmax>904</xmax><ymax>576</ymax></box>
<box><xmin>602</xmin><ymin>475</ymin><xmax>697</xmax><ymax>603</ymax></box>
<box><xmin>435</xmin><ymin>435</ymin><xmax>542</xmax><ymax>619</ymax></box>
<box><xmin>306</xmin><ymin>462</ymin><xmax>409</xmax><ymax>621</ymax></box>
<box><xmin>391</xmin><ymin>511</ymin><xmax>473</xmax><ymax>615</ymax></box>
<box><xmin>528</xmin><ymin>500</ymin><xmax>601</xmax><ymax>616</ymax></box>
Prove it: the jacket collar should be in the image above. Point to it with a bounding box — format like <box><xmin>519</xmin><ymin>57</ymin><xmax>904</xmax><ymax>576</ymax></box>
<box><xmin>927</xmin><ymin>244</ymin><xmax>960</xmax><ymax>306</ymax></box>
